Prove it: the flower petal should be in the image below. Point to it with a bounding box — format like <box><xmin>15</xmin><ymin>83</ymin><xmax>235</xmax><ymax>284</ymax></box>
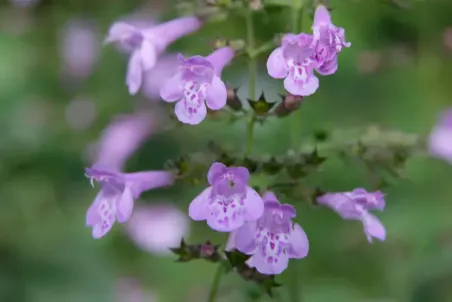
<box><xmin>228</xmin><ymin>167</ymin><xmax>250</xmax><ymax>184</ymax></box>
<box><xmin>362</xmin><ymin>213</ymin><xmax>386</xmax><ymax>243</ymax></box>
<box><xmin>143</xmin><ymin>17</ymin><xmax>202</xmax><ymax>52</ymax></box>
<box><xmin>207</xmin><ymin>162</ymin><xmax>227</xmax><ymax>185</ymax></box>
<box><xmin>205</xmin><ymin>75</ymin><xmax>227</xmax><ymax>110</ymax></box>
<box><xmin>252</xmin><ymin>249</ymin><xmax>289</xmax><ymax>275</ymax></box>
<box><xmin>115</xmin><ymin>187</ymin><xmax>134</xmax><ymax>223</ymax></box>
<box><xmin>174</xmin><ymin>99</ymin><xmax>207</xmax><ymax>125</ymax></box>
<box><xmin>262</xmin><ymin>191</ymin><xmax>279</xmax><ymax>203</ymax></box>
<box><xmin>188</xmin><ymin>187</ymin><xmax>212</xmax><ymax>221</ymax></box>
<box><xmin>123</xmin><ymin>171</ymin><xmax>174</xmax><ymax>198</ymax></box>
<box><xmin>284</xmin><ymin>73</ymin><xmax>319</xmax><ymax>96</ymax></box>
<box><xmin>317</xmin><ymin>193</ymin><xmax>362</xmax><ymax>220</ymax></box>
<box><xmin>313</xmin><ymin>5</ymin><xmax>332</xmax><ymax>27</ymax></box>
<box><xmin>88</xmin><ymin>193</ymin><xmax>116</xmax><ymax>239</ymax></box>
<box><xmin>316</xmin><ymin>57</ymin><xmax>338</xmax><ymax>76</ymax></box>
<box><xmin>244</xmin><ymin>186</ymin><xmax>265</xmax><ymax>221</ymax></box>
<box><xmin>206</xmin><ymin>210</ymin><xmax>246</xmax><ymax>232</ymax></box>
<box><xmin>86</xmin><ymin>193</ymin><xmax>102</xmax><ymax>226</ymax></box>
<box><xmin>225</xmin><ymin>231</ymin><xmax>237</xmax><ymax>251</ymax></box>
<box><xmin>104</xmin><ymin>22</ymin><xmax>136</xmax><ymax>44</ymax></box>
<box><xmin>206</xmin><ymin>47</ymin><xmax>235</xmax><ymax>75</ymax></box>
<box><xmin>287</xmin><ymin>223</ymin><xmax>309</xmax><ymax>259</ymax></box>
<box><xmin>266</xmin><ymin>47</ymin><xmax>288</xmax><ymax>79</ymax></box>
<box><xmin>160</xmin><ymin>72</ymin><xmax>183</xmax><ymax>102</ymax></box>
<box><xmin>429</xmin><ymin>126</ymin><xmax>452</xmax><ymax>164</ymax></box>
<box><xmin>234</xmin><ymin>221</ymin><xmax>258</xmax><ymax>254</ymax></box>
<box><xmin>140</xmin><ymin>40</ymin><xmax>157</xmax><ymax>71</ymax></box>
<box><xmin>126</xmin><ymin>50</ymin><xmax>143</xmax><ymax>95</ymax></box>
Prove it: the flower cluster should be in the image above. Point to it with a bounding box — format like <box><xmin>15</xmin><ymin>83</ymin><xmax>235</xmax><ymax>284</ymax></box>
<box><xmin>82</xmin><ymin>2</ymin><xmax>392</xmax><ymax>290</ymax></box>
<box><xmin>267</xmin><ymin>5</ymin><xmax>350</xmax><ymax>96</ymax></box>
<box><xmin>189</xmin><ymin>162</ymin><xmax>309</xmax><ymax>274</ymax></box>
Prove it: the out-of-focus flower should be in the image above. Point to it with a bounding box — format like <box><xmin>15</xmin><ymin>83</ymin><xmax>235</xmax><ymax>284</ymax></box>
<box><xmin>126</xmin><ymin>203</ymin><xmax>190</xmax><ymax>255</ymax></box>
<box><xmin>266</xmin><ymin>5</ymin><xmax>350</xmax><ymax>96</ymax></box>
<box><xmin>105</xmin><ymin>16</ymin><xmax>202</xmax><ymax>95</ymax></box>
<box><xmin>429</xmin><ymin>109</ymin><xmax>452</xmax><ymax>163</ymax></box>
<box><xmin>160</xmin><ymin>47</ymin><xmax>234</xmax><ymax>124</ymax></box>
<box><xmin>443</xmin><ymin>27</ymin><xmax>452</xmax><ymax>53</ymax></box>
<box><xmin>60</xmin><ymin>19</ymin><xmax>100</xmax><ymax>80</ymax></box>
<box><xmin>317</xmin><ymin>188</ymin><xmax>386</xmax><ymax>243</ymax></box>
<box><xmin>65</xmin><ymin>97</ymin><xmax>96</xmax><ymax>131</ymax></box>
<box><xmin>85</xmin><ymin>164</ymin><xmax>174</xmax><ymax>239</ymax></box>
<box><xmin>141</xmin><ymin>54</ymin><xmax>179</xmax><ymax>100</ymax></box>
<box><xmin>91</xmin><ymin>113</ymin><xmax>156</xmax><ymax>171</ymax></box>
<box><xmin>9</xmin><ymin>0</ymin><xmax>39</xmax><ymax>8</ymax></box>
<box><xmin>189</xmin><ymin>162</ymin><xmax>264</xmax><ymax>232</ymax></box>
<box><xmin>115</xmin><ymin>277</ymin><xmax>157</xmax><ymax>302</ymax></box>
<box><xmin>227</xmin><ymin>191</ymin><xmax>309</xmax><ymax>275</ymax></box>
<box><xmin>356</xmin><ymin>50</ymin><xmax>382</xmax><ymax>74</ymax></box>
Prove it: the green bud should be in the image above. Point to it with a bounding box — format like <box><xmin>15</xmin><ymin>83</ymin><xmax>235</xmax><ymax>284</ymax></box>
<box><xmin>248</xmin><ymin>93</ymin><xmax>276</xmax><ymax>116</ymax></box>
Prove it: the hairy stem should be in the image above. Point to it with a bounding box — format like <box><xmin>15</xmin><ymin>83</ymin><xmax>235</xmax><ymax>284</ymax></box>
<box><xmin>207</xmin><ymin>264</ymin><xmax>224</xmax><ymax>302</ymax></box>
<box><xmin>244</xmin><ymin>8</ymin><xmax>257</xmax><ymax>157</ymax></box>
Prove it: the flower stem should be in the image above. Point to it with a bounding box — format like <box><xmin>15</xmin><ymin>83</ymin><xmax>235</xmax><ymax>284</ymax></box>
<box><xmin>207</xmin><ymin>264</ymin><xmax>224</xmax><ymax>302</ymax></box>
<box><xmin>244</xmin><ymin>8</ymin><xmax>257</xmax><ymax>157</ymax></box>
<box><xmin>245</xmin><ymin>115</ymin><xmax>257</xmax><ymax>157</ymax></box>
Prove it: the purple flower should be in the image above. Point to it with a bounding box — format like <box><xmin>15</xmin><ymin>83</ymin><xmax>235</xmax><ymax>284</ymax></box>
<box><xmin>429</xmin><ymin>109</ymin><xmax>452</xmax><ymax>164</ymax></box>
<box><xmin>310</xmin><ymin>5</ymin><xmax>351</xmax><ymax>75</ymax></box>
<box><xmin>141</xmin><ymin>54</ymin><xmax>179</xmax><ymax>100</ymax></box>
<box><xmin>317</xmin><ymin>188</ymin><xmax>386</xmax><ymax>243</ymax></box>
<box><xmin>267</xmin><ymin>33</ymin><xmax>319</xmax><ymax>96</ymax></box>
<box><xmin>85</xmin><ymin>164</ymin><xmax>174</xmax><ymax>238</ymax></box>
<box><xmin>60</xmin><ymin>19</ymin><xmax>100</xmax><ymax>80</ymax></box>
<box><xmin>227</xmin><ymin>191</ymin><xmax>309</xmax><ymax>275</ymax></box>
<box><xmin>266</xmin><ymin>5</ymin><xmax>350</xmax><ymax>96</ymax></box>
<box><xmin>126</xmin><ymin>203</ymin><xmax>190</xmax><ymax>256</ymax></box>
<box><xmin>91</xmin><ymin>113</ymin><xmax>156</xmax><ymax>171</ymax></box>
<box><xmin>105</xmin><ymin>16</ymin><xmax>202</xmax><ymax>95</ymax></box>
<box><xmin>159</xmin><ymin>47</ymin><xmax>234</xmax><ymax>124</ymax></box>
<box><xmin>188</xmin><ymin>162</ymin><xmax>264</xmax><ymax>232</ymax></box>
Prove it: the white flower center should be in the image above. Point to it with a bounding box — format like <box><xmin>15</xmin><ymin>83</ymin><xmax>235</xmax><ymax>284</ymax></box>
<box><xmin>182</xmin><ymin>81</ymin><xmax>207</xmax><ymax>114</ymax></box>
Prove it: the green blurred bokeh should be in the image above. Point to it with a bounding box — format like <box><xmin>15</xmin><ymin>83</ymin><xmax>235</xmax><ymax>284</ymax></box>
<box><xmin>1</xmin><ymin>0</ymin><xmax>452</xmax><ymax>301</ymax></box>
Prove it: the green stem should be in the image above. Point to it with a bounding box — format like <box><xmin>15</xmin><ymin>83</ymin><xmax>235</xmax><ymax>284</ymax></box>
<box><xmin>248</xmin><ymin>40</ymin><xmax>276</xmax><ymax>58</ymax></box>
<box><xmin>244</xmin><ymin>115</ymin><xmax>257</xmax><ymax>157</ymax></box>
<box><xmin>244</xmin><ymin>8</ymin><xmax>257</xmax><ymax>157</ymax></box>
<box><xmin>207</xmin><ymin>265</ymin><xmax>224</xmax><ymax>302</ymax></box>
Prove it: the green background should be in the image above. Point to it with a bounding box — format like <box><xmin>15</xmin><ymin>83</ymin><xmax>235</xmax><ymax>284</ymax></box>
<box><xmin>1</xmin><ymin>0</ymin><xmax>452</xmax><ymax>301</ymax></box>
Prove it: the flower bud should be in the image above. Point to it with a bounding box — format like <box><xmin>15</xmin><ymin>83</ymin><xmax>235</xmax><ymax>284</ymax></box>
<box><xmin>248</xmin><ymin>93</ymin><xmax>275</xmax><ymax>116</ymax></box>
<box><xmin>226</xmin><ymin>87</ymin><xmax>243</xmax><ymax>111</ymax></box>
<box><xmin>273</xmin><ymin>94</ymin><xmax>304</xmax><ymax>117</ymax></box>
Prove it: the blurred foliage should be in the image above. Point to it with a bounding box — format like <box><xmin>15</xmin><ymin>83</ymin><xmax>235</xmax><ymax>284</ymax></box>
<box><xmin>1</xmin><ymin>0</ymin><xmax>452</xmax><ymax>301</ymax></box>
